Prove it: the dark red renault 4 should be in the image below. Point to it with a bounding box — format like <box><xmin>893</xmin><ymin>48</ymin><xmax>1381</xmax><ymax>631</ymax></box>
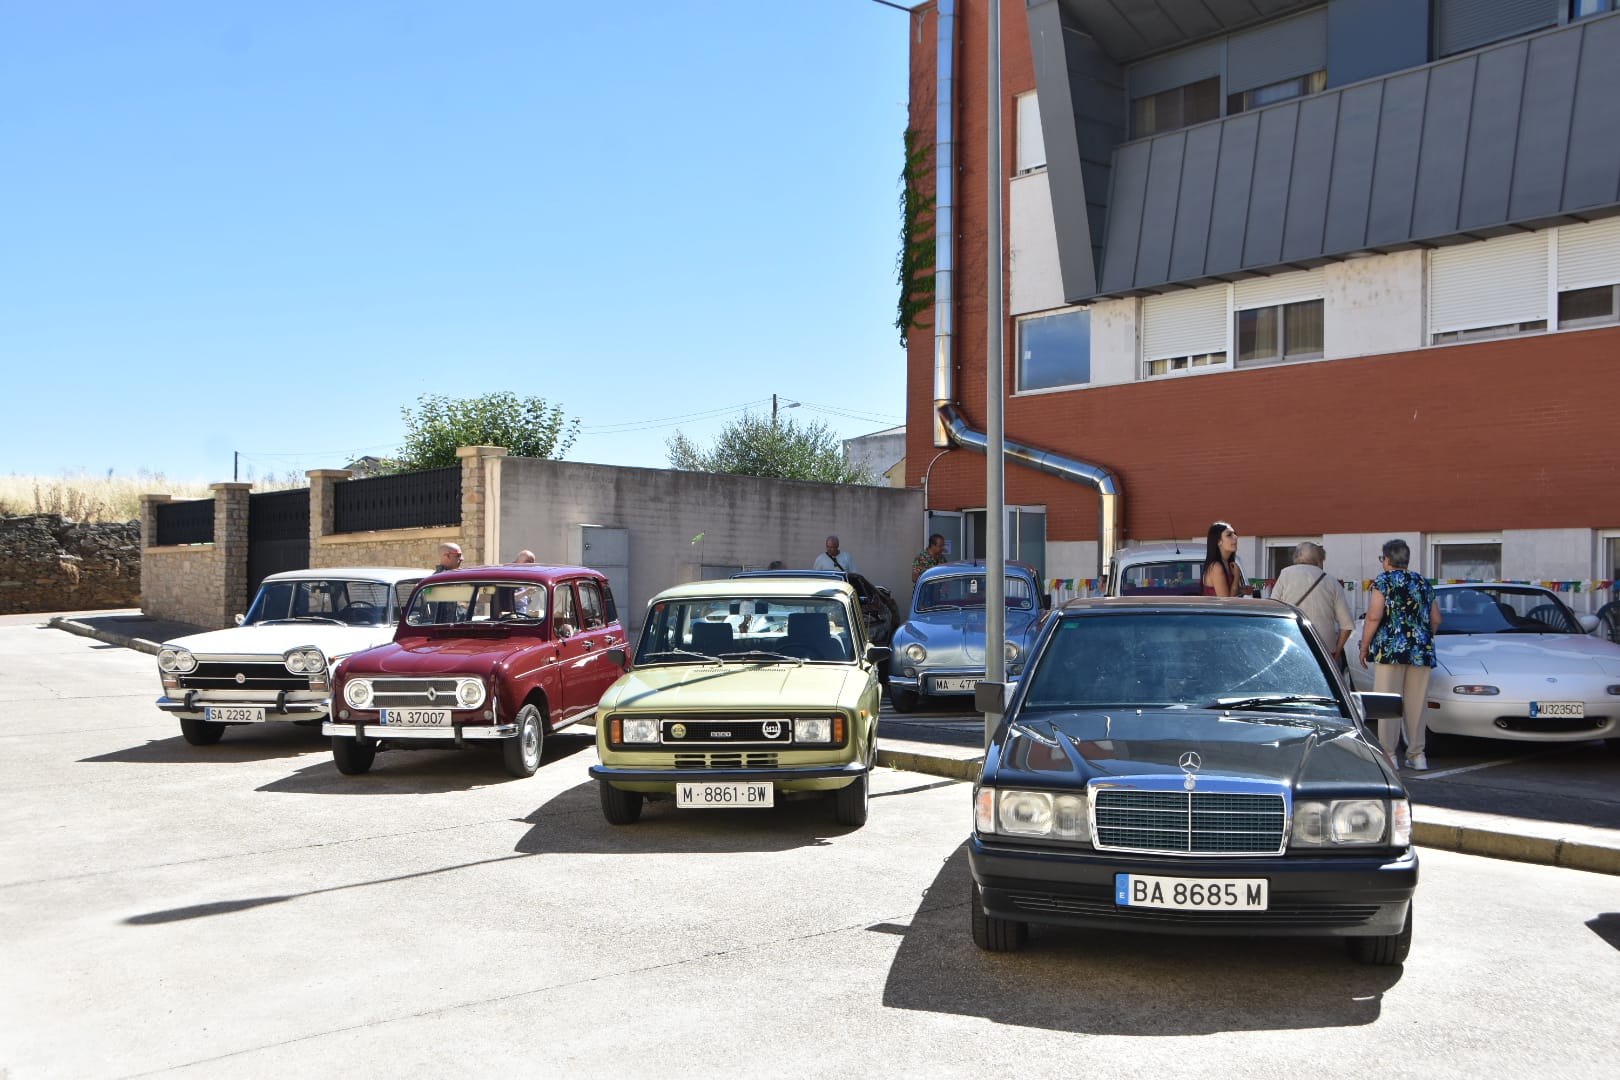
<box><xmin>325</xmin><ymin>564</ymin><xmax>625</xmax><ymax>777</ymax></box>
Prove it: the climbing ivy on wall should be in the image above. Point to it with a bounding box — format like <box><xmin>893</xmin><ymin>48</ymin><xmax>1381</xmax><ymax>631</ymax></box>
<box><xmin>895</xmin><ymin>127</ymin><xmax>936</xmax><ymax>346</ymax></box>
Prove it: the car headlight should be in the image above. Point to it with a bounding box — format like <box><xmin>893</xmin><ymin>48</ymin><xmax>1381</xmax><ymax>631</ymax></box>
<box><xmin>1292</xmin><ymin>799</ymin><xmax>1393</xmax><ymax>846</ymax></box>
<box><xmin>1606</xmin><ymin>685</ymin><xmax>1620</xmax><ymax>696</ymax></box>
<box><xmin>975</xmin><ymin>787</ymin><xmax>1089</xmax><ymax>840</ymax></box>
<box><xmin>793</xmin><ymin>716</ymin><xmax>843</xmax><ymax>744</ymax></box>
<box><xmin>456</xmin><ymin>679</ymin><xmax>486</xmax><ymax>708</ymax></box>
<box><xmin>616</xmin><ymin>718</ymin><xmax>660</xmax><ymax>744</ymax></box>
<box><xmin>283</xmin><ymin>648</ymin><xmax>325</xmax><ymax>675</ymax></box>
<box><xmin>1004</xmin><ymin>641</ymin><xmax>1021</xmax><ymax>663</ymax></box>
<box><xmin>344</xmin><ymin>679</ymin><xmax>373</xmax><ymax>708</ymax></box>
<box><xmin>904</xmin><ymin>643</ymin><xmax>926</xmax><ymax>662</ymax></box>
<box><xmin>158</xmin><ymin>647</ymin><xmax>197</xmax><ymax>674</ymax></box>
<box><xmin>1451</xmin><ymin>684</ymin><xmax>1500</xmax><ymax>695</ymax></box>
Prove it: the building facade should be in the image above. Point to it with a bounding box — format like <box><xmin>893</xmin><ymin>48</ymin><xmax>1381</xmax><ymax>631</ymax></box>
<box><xmin>904</xmin><ymin>0</ymin><xmax>1620</xmax><ymax>611</ymax></box>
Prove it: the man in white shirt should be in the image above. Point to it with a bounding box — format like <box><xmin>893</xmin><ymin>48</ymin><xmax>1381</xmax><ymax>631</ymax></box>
<box><xmin>813</xmin><ymin>535</ymin><xmax>857</xmax><ymax>574</ymax></box>
<box><xmin>1270</xmin><ymin>541</ymin><xmax>1354</xmax><ymax>670</ymax></box>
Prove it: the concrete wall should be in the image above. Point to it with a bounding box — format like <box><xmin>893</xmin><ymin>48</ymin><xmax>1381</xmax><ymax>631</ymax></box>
<box><xmin>494</xmin><ymin>458</ymin><xmax>925</xmax><ymax>634</ymax></box>
<box><xmin>1009</xmin><ymin>170</ymin><xmax>1063</xmax><ymax>316</ymax></box>
<box><xmin>0</xmin><ymin>515</ymin><xmax>141</xmax><ymax>615</ymax></box>
<box><xmin>1323</xmin><ymin>250</ymin><xmax>1425</xmax><ymax>359</ymax></box>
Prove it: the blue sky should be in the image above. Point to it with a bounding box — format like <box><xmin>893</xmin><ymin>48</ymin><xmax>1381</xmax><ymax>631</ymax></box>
<box><xmin>1</xmin><ymin>1</ymin><xmax>914</xmax><ymax>485</ymax></box>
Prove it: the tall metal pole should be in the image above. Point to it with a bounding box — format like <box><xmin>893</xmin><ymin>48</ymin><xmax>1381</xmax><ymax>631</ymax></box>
<box><xmin>772</xmin><ymin>394</ymin><xmax>779</xmax><ymax>424</ymax></box>
<box><xmin>984</xmin><ymin>0</ymin><xmax>1006</xmax><ymax>747</ymax></box>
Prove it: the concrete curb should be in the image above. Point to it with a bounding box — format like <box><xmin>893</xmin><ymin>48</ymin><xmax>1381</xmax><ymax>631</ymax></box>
<box><xmin>43</xmin><ymin>617</ymin><xmax>1620</xmax><ymax>876</ymax></box>
<box><xmin>48</xmin><ymin>616</ymin><xmax>164</xmax><ymax>656</ymax></box>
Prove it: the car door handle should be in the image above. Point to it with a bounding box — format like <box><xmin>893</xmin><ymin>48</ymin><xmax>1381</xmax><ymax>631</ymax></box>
<box><xmin>580</xmin><ymin>640</ymin><xmax>594</xmax><ymax>650</ymax></box>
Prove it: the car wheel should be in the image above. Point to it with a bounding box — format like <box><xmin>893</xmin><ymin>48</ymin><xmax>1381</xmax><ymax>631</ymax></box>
<box><xmin>970</xmin><ymin>880</ymin><xmax>1027</xmax><ymax>952</ymax></box>
<box><xmin>599</xmin><ymin>779</ymin><xmax>644</xmax><ymax>825</ymax></box>
<box><xmin>833</xmin><ymin>745</ymin><xmax>872</xmax><ymax>828</ymax></box>
<box><xmin>331</xmin><ymin>735</ymin><xmax>376</xmax><ymax>775</ymax></box>
<box><xmin>890</xmin><ymin>686</ymin><xmax>919</xmax><ymax>713</ymax></box>
<box><xmin>503</xmin><ymin>704</ymin><xmax>545</xmax><ymax>778</ymax></box>
<box><xmin>1346</xmin><ymin>903</ymin><xmax>1413</xmax><ymax>966</ymax></box>
<box><xmin>179</xmin><ymin>717</ymin><xmax>225</xmax><ymax>746</ymax></box>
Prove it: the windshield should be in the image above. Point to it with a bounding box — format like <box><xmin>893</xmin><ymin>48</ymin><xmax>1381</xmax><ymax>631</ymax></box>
<box><xmin>245</xmin><ymin>579</ymin><xmax>409</xmax><ymax>627</ymax></box>
<box><xmin>1021</xmin><ymin>611</ymin><xmax>1344</xmax><ymax>715</ymax></box>
<box><xmin>916</xmin><ymin>574</ymin><xmax>1035</xmax><ymax>612</ymax></box>
<box><xmin>404</xmin><ymin>581</ymin><xmax>546</xmax><ymax>627</ymax></box>
<box><xmin>1435</xmin><ymin>587</ymin><xmax>1581</xmax><ymax>635</ymax></box>
<box><xmin>1115</xmin><ymin>559</ymin><xmax>1204</xmax><ymax>596</ymax></box>
<box><xmin>635</xmin><ymin>594</ymin><xmax>856</xmax><ymax>664</ymax></box>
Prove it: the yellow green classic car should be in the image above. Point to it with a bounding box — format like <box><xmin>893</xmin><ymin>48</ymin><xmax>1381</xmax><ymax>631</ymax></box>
<box><xmin>590</xmin><ymin>576</ymin><xmax>887</xmax><ymax>828</ymax></box>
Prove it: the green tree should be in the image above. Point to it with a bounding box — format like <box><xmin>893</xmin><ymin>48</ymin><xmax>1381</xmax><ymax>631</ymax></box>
<box><xmin>666</xmin><ymin>413</ymin><xmax>873</xmax><ymax>484</ymax></box>
<box><xmin>392</xmin><ymin>392</ymin><xmax>580</xmax><ymax>470</ymax></box>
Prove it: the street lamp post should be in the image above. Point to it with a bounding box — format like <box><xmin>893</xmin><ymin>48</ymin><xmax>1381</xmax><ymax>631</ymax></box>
<box><xmin>984</xmin><ymin>0</ymin><xmax>1006</xmax><ymax>747</ymax></box>
<box><xmin>772</xmin><ymin>394</ymin><xmax>800</xmax><ymax>425</ymax></box>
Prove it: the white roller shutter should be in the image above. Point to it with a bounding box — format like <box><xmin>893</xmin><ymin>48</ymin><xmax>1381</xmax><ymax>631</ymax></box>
<box><xmin>1429</xmin><ymin>232</ymin><xmax>1550</xmax><ymax>336</ymax></box>
<box><xmin>1234</xmin><ymin>268</ymin><xmax>1325</xmax><ymax>310</ymax></box>
<box><xmin>1557</xmin><ymin>217</ymin><xmax>1620</xmax><ymax>291</ymax></box>
<box><xmin>1142</xmin><ymin>286</ymin><xmax>1229</xmax><ymax>360</ymax></box>
<box><xmin>1015</xmin><ymin>92</ymin><xmax>1044</xmax><ymax>174</ymax></box>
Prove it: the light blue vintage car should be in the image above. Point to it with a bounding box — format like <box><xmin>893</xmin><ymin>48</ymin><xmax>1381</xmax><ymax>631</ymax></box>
<box><xmin>887</xmin><ymin>560</ymin><xmax>1049</xmax><ymax>712</ymax></box>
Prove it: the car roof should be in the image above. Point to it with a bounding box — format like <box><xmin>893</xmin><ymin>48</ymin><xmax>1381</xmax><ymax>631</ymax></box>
<box><xmin>1111</xmin><ymin>544</ymin><xmax>1201</xmax><ymax>563</ymax></box>
<box><xmin>652</xmin><ymin>577</ymin><xmax>857</xmax><ymax>602</ymax></box>
<box><xmin>1056</xmin><ymin>595</ymin><xmax>1292</xmax><ymax>616</ymax></box>
<box><xmin>917</xmin><ymin>559</ymin><xmax>1039</xmax><ymax>579</ymax></box>
<box><xmin>415</xmin><ymin>564</ymin><xmax>605</xmax><ymax>585</ymax></box>
<box><xmin>1436</xmin><ymin>581</ymin><xmax>1554</xmax><ymax>591</ymax></box>
<box><xmin>263</xmin><ymin>567</ymin><xmax>425</xmax><ymax>584</ymax></box>
<box><xmin>732</xmin><ymin>569</ymin><xmax>848</xmax><ymax>581</ymax></box>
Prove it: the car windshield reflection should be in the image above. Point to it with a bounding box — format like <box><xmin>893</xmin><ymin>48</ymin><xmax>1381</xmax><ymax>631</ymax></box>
<box><xmin>404</xmin><ymin>581</ymin><xmax>548</xmax><ymax>626</ymax></box>
<box><xmin>245</xmin><ymin>579</ymin><xmax>398</xmax><ymax>627</ymax></box>
<box><xmin>916</xmin><ymin>574</ymin><xmax>1035</xmax><ymax>612</ymax></box>
<box><xmin>635</xmin><ymin>595</ymin><xmax>855</xmax><ymax>664</ymax></box>
<box><xmin>1434</xmin><ymin>586</ymin><xmax>1581</xmax><ymax>635</ymax></box>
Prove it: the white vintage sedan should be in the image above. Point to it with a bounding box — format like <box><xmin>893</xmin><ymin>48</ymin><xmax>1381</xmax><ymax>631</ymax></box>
<box><xmin>1348</xmin><ymin>583</ymin><xmax>1620</xmax><ymax>745</ymax></box>
<box><xmin>155</xmin><ymin>567</ymin><xmax>424</xmax><ymax>746</ymax></box>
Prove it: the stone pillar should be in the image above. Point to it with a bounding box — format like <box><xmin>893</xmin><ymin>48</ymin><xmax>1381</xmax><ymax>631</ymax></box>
<box><xmin>456</xmin><ymin>445</ymin><xmax>507</xmax><ymax>566</ymax></box>
<box><xmin>212</xmin><ymin>482</ymin><xmax>253</xmax><ymax>625</ymax></box>
<box><xmin>139</xmin><ymin>494</ymin><xmax>172</xmax><ymax>551</ymax></box>
<box><xmin>306</xmin><ymin>469</ymin><xmax>353</xmax><ymax>548</ymax></box>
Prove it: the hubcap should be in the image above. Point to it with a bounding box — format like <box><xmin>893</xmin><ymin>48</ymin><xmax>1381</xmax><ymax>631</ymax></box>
<box><xmin>523</xmin><ymin>719</ymin><xmax>540</xmax><ymax>766</ymax></box>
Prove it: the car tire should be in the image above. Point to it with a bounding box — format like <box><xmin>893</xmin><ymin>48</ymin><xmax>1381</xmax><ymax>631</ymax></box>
<box><xmin>179</xmin><ymin>717</ymin><xmax>225</xmax><ymax>746</ymax></box>
<box><xmin>889</xmin><ymin>686</ymin><xmax>919</xmax><ymax>713</ymax></box>
<box><xmin>599</xmin><ymin>779</ymin><xmax>644</xmax><ymax>825</ymax></box>
<box><xmin>1346</xmin><ymin>903</ymin><xmax>1413</xmax><ymax>966</ymax></box>
<box><xmin>502</xmin><ymin>704</ymin><xmax>544</xmax><ymax>778</ymax></box>
<box><xmin>331</xmin><ymin>735</ymin><xmax>376</xmax><ymax>775</ymax></box>
<box><xmin>970</xmin><ymin>880</ymin><xmax>1027</xmax><ymax>953</ymax></box>
<box><xmin>833</xmin><ymin>747</ymin><xmax>872</xmax><ymax>828</ymax></box>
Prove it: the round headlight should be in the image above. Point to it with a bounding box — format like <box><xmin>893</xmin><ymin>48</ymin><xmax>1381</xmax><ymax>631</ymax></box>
<box><xmin>998</xmin><ymin>791</ymin><xmax>1054</xmax><ymax>836</ymax></box>
<box><xmin>457</xmin><ymin>679</ymin><xmax>485</xmax><ymax>708</ymax></box>
<box><xmin>904</xmin><ymin>643</ymin><xmax>927</xmax><ymax>662</ymax></box>
<box><xmin>157</xmin><ymin>648</ymin><xmax>180</xmax><ymax>672</ymax></box>
<box><xmin>161</xmin><ymin>648</ymin><xmax>198</xmax><ymax>673</ymax></box>
<box><xmin>344</xmin><ymin>680</ymin><xmax>373</xmax><ymax>708</ymax></box>
<box><xmin>1004</xmin><ymin>640</ymin><xmax>1021</xmax><ymax>663</ymax></box>
<box><xmin>1331</xmin><ymin>800</ymin><xmax>1387</xmax><ymax>843</ymax></box>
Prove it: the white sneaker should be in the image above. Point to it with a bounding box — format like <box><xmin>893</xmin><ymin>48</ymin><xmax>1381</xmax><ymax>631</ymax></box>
<box><xmin>1404</xmin><ymin>753</ymin><xmax>1428</xmax><ymax>771</ymax></box>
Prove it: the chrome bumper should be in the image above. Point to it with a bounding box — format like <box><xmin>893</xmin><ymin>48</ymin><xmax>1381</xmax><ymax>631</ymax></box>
<box><xmin>156</xmin><ymin>694</ymin><xmax>327</xmax><ymax>721</ymax></box>
<box><xmin>589</xmin><ymin>760</ymin><xmax>868</xmax><ymax>784</ymax></box>
<box><xmin>321</xmin><ymin>721</ymin><xmax>519</xmax><ymax>741</ymax></box>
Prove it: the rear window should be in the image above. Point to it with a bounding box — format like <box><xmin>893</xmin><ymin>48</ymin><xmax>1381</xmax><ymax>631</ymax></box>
<box><xmin>1114</xmin><ymin>559</ymin><xmax>1204</xmax><ymax>596</ymax></box>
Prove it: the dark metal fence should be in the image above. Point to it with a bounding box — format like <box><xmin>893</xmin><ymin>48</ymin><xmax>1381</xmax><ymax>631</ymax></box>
<box><xmin>334</xmin><ymin>467</ymin><xmax>461</xmax><ymax>533</ymax></box>
<box><xmin>247</xmin><ymin>488</ymin><xmax>311</xmax><ymax>594</ymax></box>
<box><xmin>154</xmin><ymin>499</ymin><xmax>214</xmax><ymax>546</ymax></box>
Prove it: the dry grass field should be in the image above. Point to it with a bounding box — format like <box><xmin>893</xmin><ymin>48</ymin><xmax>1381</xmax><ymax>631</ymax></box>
<box><xmin>0</xmin><ymin>472</ymin><xmax>305</xmax><ymax>523</ymax></box>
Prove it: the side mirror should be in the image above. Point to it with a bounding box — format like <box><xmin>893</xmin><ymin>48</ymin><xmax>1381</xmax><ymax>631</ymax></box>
<box><xmin>976</xmin><ymin>680</ymin><xmax>1011</xmax><ymax>715</ymax></box>
<box><xmin>234</xmin><ymin>614</ymin><xmax>245</xmax><ymax>626</ymax></box>
<box><xmin>1578</xmin><ymin>613</ymin><xmax>1600</xmax><ymax>634</ymax></box>
<box><xmin>865</xmin><ymin>645</ymin><xmax>891</xmax><ymax>666</ymax></box>
<box><xmin>1041</xmin><ymin>592</ymin><xmax>1052</xmax><ymax>610</ymax></box>
<box><xmin>1354</xmin><ymin>691</ymin><xmax>1404</xmax><ymax>721</ymax></box>
<box><xmin>607</xmin><ymin>647</ymin><xmax>628</xmax><ymax>668</ymax></box>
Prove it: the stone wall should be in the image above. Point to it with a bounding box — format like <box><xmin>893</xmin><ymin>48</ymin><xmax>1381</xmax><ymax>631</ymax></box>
<box><xmin>311</xmin><ymin>527</ymin><xmax>464</xmax><ymax>572</ymax></box>
<box><xmin>0</xmin><ymin>514</ymin><xmax>141</xmax><ymax>615</ymax></box>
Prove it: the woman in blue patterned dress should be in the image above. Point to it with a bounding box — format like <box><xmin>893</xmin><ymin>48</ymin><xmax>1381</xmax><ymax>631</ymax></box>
<box><xmin>1357</xmin><ymin>538</ymin><xmax>1443</xmax><ymax>770</ymax></box>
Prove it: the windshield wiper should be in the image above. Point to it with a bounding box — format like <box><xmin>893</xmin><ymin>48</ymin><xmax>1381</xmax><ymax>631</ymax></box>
<box><xmin>638</xmin><ymin>649</ymin><xmax>716</xmax><ymax>663</ymax></box>
<box><xmin>284</xmin><ymin>616</ymin><xmax>344</xmax><ymax>625</ymax></box>
<box><xmin>716</xmin><ymin>649</ymin><xmax>804</xmax><ymax>664</ymax></box>
<box><xmin>1206</xmin><ymin>693</ymin><xmax>1338</xmax><ymax>711</ymax></box>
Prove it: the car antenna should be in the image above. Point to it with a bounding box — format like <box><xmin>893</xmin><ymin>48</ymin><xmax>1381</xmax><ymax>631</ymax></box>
<box><xmin>1170</xmin><ymin>514</ymin><xmax>1181</xmax><ymax>555</ymax></box>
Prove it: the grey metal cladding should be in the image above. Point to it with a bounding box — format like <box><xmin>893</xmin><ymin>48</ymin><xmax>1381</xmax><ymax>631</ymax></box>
<box><xmin>1243</xmin><ymin>105</ymin><xmax>1298</xmax><ymax>266</ymax></box>
<box><xmin>1136</xmin><ymin>134</ymin><xmax>1187</xmax><ymax>285</ymax></box>
<box><xmin>1564</xmin><ymin>16</ymin><xmax>1620</xmax><ymax>211</ymax></box>
<box><xmin>1458</xmin><ymin>44</ymin><xmax>1526</xmax><ymax>230</ymax></box>
<box><xmin>1170</xmin><ymin>123</ymin><xmax>1223</xmax><ymax>280</ymax></box>
<box><xmin>1281</xmin><ymin>94</ymin><xmax>1338</xmax><ymax>261</ymax></box>
<box><xmin>1326</xmin><ymin>0</ymin><xmax>1430</xmax><ymax>88</ymax></box>
<box><xmin>1101</xmin><ymin>141</ymin><xmax>1152</xmax><ymax>293</ymax></box>
<box><xmin>1207</xmin><ymin>113</ymin><xmax>1261</xmax><ymax>273</ymax></box>
<box><xmin>1435</xmin><ymin>0</ymin><xmax>1558</xmax><ymax>57</ymax></box>
<box><xmin>1410</xmin><ymin>59</ymin><xmax>1476</xmax><ymax>238</ymax></box>
<box><xmin>1322</xmin><ymin>82</ymin><xmax>1382</xmax><ymax>254</ymax></box>
<box><xmin>1226</xmin><ymin>8</ymin><xmax>1327</xmax><ymax>93</ymax></box>
<box><xmin>1509</xmin><ymin>30</ymin><xmax>1581</xmax><ymax>223</ymax></box>
<box><xmin>1065</xmin><ymin>0</ymin><xmax>1320</xmax><ymax>63</ymax></box>
<box><xmin>1030</xmin><ymin>0</ymin><xmax>1100</xmax><ymax>300</ymax></box>
<box><xmin>1366</xmin><ymin>70</ymin><xmax>1428</xmax><ymax>246</ymax></box>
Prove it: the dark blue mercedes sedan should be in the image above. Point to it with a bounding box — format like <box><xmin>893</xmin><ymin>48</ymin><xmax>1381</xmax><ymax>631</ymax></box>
<box><xmin>968</xmin><ymin>596</ymin><xmax>1417</xmax><ymax>965</ymax></box>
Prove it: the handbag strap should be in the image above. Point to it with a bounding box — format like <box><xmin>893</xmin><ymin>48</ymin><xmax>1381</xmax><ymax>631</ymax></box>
<box><xmin>1294</xmin><ymin>569</ymin><xmax>1328</xmax><ymax>605</ymax></box>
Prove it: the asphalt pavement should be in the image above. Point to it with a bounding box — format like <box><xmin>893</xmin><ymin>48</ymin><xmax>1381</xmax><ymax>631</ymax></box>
<box><xmin>45</xmin><ymin>608</ymin><xmax>1620</xmax><ymax>876</ymax></box>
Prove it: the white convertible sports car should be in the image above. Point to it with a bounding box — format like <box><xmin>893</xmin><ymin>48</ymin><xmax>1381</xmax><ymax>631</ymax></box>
<box><xmin>155</xmin><ymin>567</ymin><xmax>423</xmax><ymax>746</ymax></box>
<box><xmin>1348</xmin><ymin>583</ymin><xmax>1620</xmax><ymax>745</ymax></box>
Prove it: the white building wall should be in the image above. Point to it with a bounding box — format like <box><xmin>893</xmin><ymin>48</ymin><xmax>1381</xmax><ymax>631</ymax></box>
<box><xmin>1089</xmin><ymin>297</ymin><xmax>1138</xmax><ymax>385</ymax></box>
<box><xmin>1009</xmin><ymin>171</ymin><xmax>1064</xmax><ymax>316</ymax></box>
<box><xmin>1323</xmin><ymin>250</ymin><xmax>1426</xmax><ymax>359</ymax></box>
<box><xmin>1503</xmin><ymin>528</ymin><xmax>1592</xmax><ymax>583</ymax></box>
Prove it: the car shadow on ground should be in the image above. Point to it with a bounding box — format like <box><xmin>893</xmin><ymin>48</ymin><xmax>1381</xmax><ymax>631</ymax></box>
<box><xmin>81</xmin><ymin>723</ymin><xmax>333</xmax><ymax>765</ymax></box>
<box><xmin>514</xmin><ymin>779</ymin><xmax>860</xmax><ymax>855</ymax></box>
<box><xmin>1402</xmin><ymin>734</ymin><xmax>1620</xmax><ymax>829</ymax></box>
<box><xmin>879</xmin><ymin>844</ymin><xmax>1403</xmax><ymax>1036</ymax></box>
<box><xmin>1586</xmin><ymin>913</ymin><xmax>1620</xmax><ymax>952</ymax></box>
<box><xmin>253</xmin><ymin>731</ymin><xmax>598</xmax><ymax>795</ymax></box>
